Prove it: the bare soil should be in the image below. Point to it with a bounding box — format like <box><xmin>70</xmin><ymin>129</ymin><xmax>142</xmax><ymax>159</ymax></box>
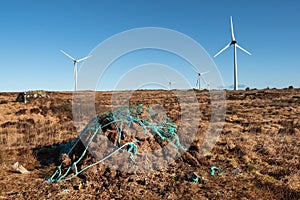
<box><xmin>0</xmin><ymin>89</ymin><xmax>299</xmax><ymax>199</ymax></box>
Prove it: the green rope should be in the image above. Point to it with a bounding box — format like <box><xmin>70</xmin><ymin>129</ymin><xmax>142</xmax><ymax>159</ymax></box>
<box><xmin>46</xmin><ymin>104</ymin><xmax>184</xmax><ymax>183</ymax></box>
<box><xmin>210</xmin><ymin>166</ymin><xmax>220</xmax><ymax>176</ymax></box>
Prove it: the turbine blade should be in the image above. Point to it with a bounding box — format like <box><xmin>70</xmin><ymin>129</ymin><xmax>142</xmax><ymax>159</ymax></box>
<box><xmin>230</xmin><ymin>16</ymin><xmax>236</xmax><ymax>41</ymax></box>
<box><xmin>77</xmin><ymin>55</ymin><xmax>92</xmax><ymax>62</ymax></box>
<box><xmin>214</xmin><ymin>42</ymin><xmax>231</xmax><ymax>58</ymax></box>
<box><xmin>201</xmin><ymin>76</ymin><xmax>207</xmax><ymax>84</ymax></box>
<box><xmin>201</xmin><ymin>71</ymin><xmax>210</xmax><ymax>75</ymax></box>
<box><xmin>61</xmin><ymin>50</ymin><xmax>75</xmax><ymax>61</ymax></box>
<box><xmin>236</xmin><ymin>44</ymin><xmax>251</xmax><ymax>55</ymax></box>
<box><xmin>196</xmin><ymin>79</ymin><xmax>198</xmax><ymax>87</ymax></box>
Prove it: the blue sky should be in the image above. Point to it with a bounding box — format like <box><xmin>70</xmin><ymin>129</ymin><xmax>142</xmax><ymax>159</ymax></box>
<box><xmin>0</xmin><ymin>0</ymin><xmax>299</xmax><ymax>91</ymax></box>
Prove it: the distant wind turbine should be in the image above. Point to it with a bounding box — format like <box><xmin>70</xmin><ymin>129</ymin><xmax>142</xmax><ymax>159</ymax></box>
<box><xmin>193</xmin><ymin>67</ymin><xmax>209</xmax><ymax>90</ymax></box>
<box><xmin>165</xmin><ymin>77</ymin><xmax>176</xmax><ymax>90</ymax></box>
<box><xmin>207</xmin><ymin>81</ymin><xmax>211</xmax><ymax>90</ymax></box>
<box><xmin>168</xmin><ymin>81</ymin><xmax>176</xmax><ymax>90</ymax></box>
<box><xmin>214</xmin><ymin>16</ymin><xmax>251</xmax><ymax>90</ymax></box>
<box><xmin>61</xmin><ymin>50</ymin><xmax>92</xmax><ymax>91</ymax></box>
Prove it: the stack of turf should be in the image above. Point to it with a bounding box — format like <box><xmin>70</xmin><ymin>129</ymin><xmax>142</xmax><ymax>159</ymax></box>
<box><xmin>47</xmin><ymin>104</ymin><xmax>185</xmax><ymax>183</ymax></box>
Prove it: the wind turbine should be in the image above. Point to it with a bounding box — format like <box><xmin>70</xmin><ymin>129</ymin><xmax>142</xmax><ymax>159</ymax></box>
<box><xmin>165</xmin><ymin>77</ymin><xmax>176</xmax><ymax>90</ymax></box>
<box><xmin>61</xmin><ymin>50</ymin><xmax>92</xmax><ymax>91</ymax></box>
<box><xmin>214</xmin><ymin>16</ymin><xmax>251</xmax><ymax>90</ymax></box>
<box><xmin>193</xmin><ymin>68</ymin><xmax>209</xmax><ymax>90</ymax></box>
<box><xmin>168</xmin><ymin>81</ymin><xmax>176</xmax><ymax>90</ymax></box>
<box><xmin>207</xmin><ymin>81</ymin><xmax>211</xmax><ymax>90</ymax></box>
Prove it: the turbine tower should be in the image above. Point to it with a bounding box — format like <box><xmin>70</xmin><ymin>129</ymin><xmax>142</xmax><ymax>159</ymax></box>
<box><xmin>193</xmin><ymin>68</ymin><xmax>209</xmax><ymax>90</ymax></box>
<box><xmin>61</xmin><ymin>50</ymin><xmax>92</xmax><ymax>91</ymax></box>
<box><xmin>214</xmin><ymin>16</ymin><xmax>251</xmax><ymax>90</ymax></box>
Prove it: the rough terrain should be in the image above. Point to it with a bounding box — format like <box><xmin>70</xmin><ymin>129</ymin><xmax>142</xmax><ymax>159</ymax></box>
<box><xmin>0</xmin><ymin>88</ymin><xmax>299</xmax><ymax>199</ymax></box>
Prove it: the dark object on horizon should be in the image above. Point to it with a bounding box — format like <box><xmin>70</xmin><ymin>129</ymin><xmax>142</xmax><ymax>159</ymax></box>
<box><xmin>16</xmin><ymin>92</ymin><xmax>26</xmax><ymax>103</ymax></box>
<box><xmin>16</xmin><ymin>90</ymin><xmax>50</xmax><ymax>103</ymax></box>
<box><xmin>289</xmin><ymin>85</ymin><xmax>294</xmax><ymax>89</ymax></box>
<box><xmin>245</xmin><ymin>87</ymin><xmax>250</xmax><ymax>91</ymax></box>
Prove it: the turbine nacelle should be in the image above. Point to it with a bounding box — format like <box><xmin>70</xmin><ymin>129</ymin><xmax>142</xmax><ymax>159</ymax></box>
<box><xmin>231</xmin><ymin>40</ymin><xmax>237</xmax><ymax>45</ymax></box>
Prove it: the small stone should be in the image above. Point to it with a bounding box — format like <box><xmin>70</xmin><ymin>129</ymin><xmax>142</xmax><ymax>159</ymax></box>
<box><xmin>11</xmin><ymin>162</ymin><xmax>29</xmax><ymax>174</ymax></box>
<box><xmin>232</xmin><ymin>168</ymin><xmax>241</xmax><ymax>174</ymax></box>
<box><xmin>61</xmin><ymin>189</ymin><xmax>70</xmax><ymax>194</ymax></box>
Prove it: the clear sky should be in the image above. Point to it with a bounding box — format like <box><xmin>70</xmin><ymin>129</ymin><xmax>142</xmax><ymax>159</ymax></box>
<box><xmin>0</xmin><ymin>0</ymin><xmax>299</xmax><ymax>91</ymax></box>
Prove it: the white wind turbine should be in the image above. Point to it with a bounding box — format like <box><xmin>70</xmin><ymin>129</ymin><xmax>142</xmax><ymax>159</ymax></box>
<box><xmin>61</xmin><ymin>50</ymin><xmax>92</xmax><ymax>91</ymax></box>
<box><xmin>168</xmin><ymin>81</ymin><xmax>176</xmax><ymax>90</ymax></box>
<box><xmin>193</xmin><ymin>68</ymin><xmax>209</xmax><ymax>90</ymax></box>
<box><xmin>214</xmin><ymin>16</ymin><xmax>251</xmax><ymax>90</ymax></box>
<box><xmin>166</xmin><ymin>77</ymin><xmax>176</xmax><ymax>90</ymax></box>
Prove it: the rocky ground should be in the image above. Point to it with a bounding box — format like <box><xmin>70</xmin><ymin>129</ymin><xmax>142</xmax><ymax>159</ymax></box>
<box><xmin>0</xmin><ymin>88</ymin><xmax>299</xmax><ymax>199</ymax></box>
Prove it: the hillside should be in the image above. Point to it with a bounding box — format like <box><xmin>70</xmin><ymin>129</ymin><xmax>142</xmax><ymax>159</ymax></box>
<box><xmin>0</xmin><ymin>89</ymin><xmax>299</xmax><ymax>199</ymax></box>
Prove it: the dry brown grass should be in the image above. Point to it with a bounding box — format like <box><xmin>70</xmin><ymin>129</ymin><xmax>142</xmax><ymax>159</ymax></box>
<box><xmin>0</xmin><ymin>89</ymin><xmax>299</xmax><ymax>199</ymax></box>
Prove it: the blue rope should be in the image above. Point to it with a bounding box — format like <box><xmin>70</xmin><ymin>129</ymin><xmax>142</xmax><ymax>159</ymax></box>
<box><xmin>47</xmin><ymin>105</ymin><xmax>183</xmax><ymax>183</ymax></box>
<box><xmin>210</xmin><ymin>166</ymin><xmax>219</xmax><ymax>176</ymax></box>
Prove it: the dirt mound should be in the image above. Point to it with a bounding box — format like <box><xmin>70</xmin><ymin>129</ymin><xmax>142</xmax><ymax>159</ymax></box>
<box><xmin>48</xmin><ymin>105</ymin><xmax>188</xmax><ymax>183</ymax></box>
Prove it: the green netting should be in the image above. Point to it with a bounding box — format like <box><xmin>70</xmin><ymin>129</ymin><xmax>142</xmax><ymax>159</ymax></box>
<box><xmin>47</xmin><ymin>104</ymin><xmax>185</xmax><ymax>183</ymax></box>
